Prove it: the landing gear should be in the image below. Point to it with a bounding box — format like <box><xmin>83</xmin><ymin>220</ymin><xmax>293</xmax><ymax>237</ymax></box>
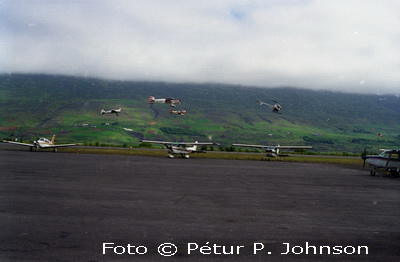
<box><xmin>369</xmin><ymin>168</ymin><xmax>399</xmax><ymax>177</ymax></box>
<box><xmin>167</xmin><ymin>154</ymin><xmax>174</xmax><ymax>158</ymax></box>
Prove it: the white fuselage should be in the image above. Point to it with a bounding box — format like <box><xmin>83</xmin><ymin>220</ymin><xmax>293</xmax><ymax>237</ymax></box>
<box><xmin>365</xmin><ymin>150</ymin><xmax>400</xmax><ymax>172</ymax></box>
<box><xmin>153</xmin><ymin>98</ymin><xmax>167</xmax><ymax>103</ymax></box>
<box><xmin>101</xmin><ymin>108</ymin><xmax>121</xmax><ymax>115</ymax></box>
<box><xmin>169</xmin><ymin>145</ymin><xmax>196</xmax><ymax>155</ymax></box>
<box><xmin>148</xmin><ymin>96</ymin><xmax>181</xmax><ymax>107</ymax></box>
<box><xmin>366</xmin><ymin>157</ymin><xmax>400</xmax><ymax>169</ymax></box>
<box><xmin>35</xmin><ymin>138</ymin><xmax>54</xmax><ymax>148</ymax></box>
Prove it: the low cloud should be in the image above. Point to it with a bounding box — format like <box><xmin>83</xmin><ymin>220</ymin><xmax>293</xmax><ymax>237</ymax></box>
<box><xmin>1</xmin><ymin>0</ymin><xmax>399</xmax><ymax>94</ymax></box>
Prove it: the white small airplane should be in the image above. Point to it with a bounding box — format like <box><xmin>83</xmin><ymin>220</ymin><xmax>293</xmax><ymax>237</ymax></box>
<box><xmin>141</xmin><ymin>140</ymin><xmax>220</xmax><ymax>158</ymax></box>
<box><xmin>148</xmin><ymin>96</ymin><xmax>181</xmax><ymax>107</ymax></box>
<box><xmin>101</xmin><ymin>108</ymin><xmax>121</xmax><ymax>116</ymax></box>
<box><xmin>170</xmin><ymin>109</ymin><xmax>187</xmax><ymax>116</ymax></box>
<box><xmin>232</xmin><ymin>143</ymin><xmax>313</xmax><ymax>158</ymax></box>
<box><xmin>3</xmin><ymin>135</ymin><xmax>78</xmax><ymax>152</ymax></box>
<box><xmin>362</xmin><ymin>149</ymin><xmax>400</xmax><ymax>177</ymax></box>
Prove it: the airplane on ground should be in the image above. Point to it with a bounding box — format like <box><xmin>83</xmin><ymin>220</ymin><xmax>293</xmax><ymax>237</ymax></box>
<box><xmin>257</xmin><ymin>100</ymin><xmax>282</xmax><ymax>113</ymax></box>
<box><xmin>170</xmin><ymin>109</ymin><xmax>187</xmax><ymax>116</ymax></box>
<box><xmin>3</xmin><ymin>135</ymin><xmax>78</xmax><ymax>152</ymax></box>
<box><xmin>141</xmin><ymin>140</ymin><xmax>220</xmax><ymax>158</ymax></box>
<box><xmin>148</xmin><ymin>96</ymin><xmax>181</xmax><ymax>107</ymax></box>
<box><xmin>362</xmin><ymin>149</ymin><xmax>400</xmax><ymax>177</ymax></box>
<box><xmin>232</xmin><ymin>143</ymin><xmax>313</xmax><ymax>159</ymax></box>
<box><xmin>101</xmin><ymin>108</ymin><xmax>121</xmax><ymax>116</ymax></box>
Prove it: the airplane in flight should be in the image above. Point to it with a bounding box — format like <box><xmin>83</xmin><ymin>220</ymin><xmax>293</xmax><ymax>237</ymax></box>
<box><xmin>101</xmin><ymin>108</ymin><xmax>122</xmax><ymax>116</ymax></box>
<box><xmin>3</xmin><ymin>135</ymin><xmax>78</xmax><ymax>152</ymax></box>
<box><xmin>148</xmin><ymin>96</ymin><xmax>181</xmax><ymax>107</ymax></box>
<box><xmin>232</xmin><ymin>143</ymin><xmax>313</xmax><ymax>159</ymax></box>
<box><xmin>362</xmin><ymin>149</ymin><xmax>400</xmax><ymax>177</ymax></box>
<box><xmin>141</xmin><ymin>140</ymin><xmax>220</xmax><ymax>158</ymax></box>
<box><xmin>170</xmin><ymin>109</ymin><xmax>187</xmax><ymax>116</ymax></box>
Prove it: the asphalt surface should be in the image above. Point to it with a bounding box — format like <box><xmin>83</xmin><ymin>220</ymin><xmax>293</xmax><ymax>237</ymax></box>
<box><xmin>1</xmin><ymin>144</ymin><xmax>399</xmax><ymax>261</ymax></box>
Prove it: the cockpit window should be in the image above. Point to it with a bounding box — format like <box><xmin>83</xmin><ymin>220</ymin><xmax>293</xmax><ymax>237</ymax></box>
<box><xmin>379</xmin><ymin>151</ymin><xmax>390</xmax><ymax>158</ymax></box>
<box><xmin>379</xmin><ymin>151</ymin><xmax>400</xmax><ymax>159</ymax></box>
<box><xmin>390</xmin><ymin>153</ymin><xmax>399</xmax><ymax>160</ymax></box>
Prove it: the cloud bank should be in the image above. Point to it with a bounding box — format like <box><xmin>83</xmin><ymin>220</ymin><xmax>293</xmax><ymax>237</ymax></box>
<box><xmin>1</xmin><ymin>0</ymin><xmax>399</xmax><ymax>94</ymax></box>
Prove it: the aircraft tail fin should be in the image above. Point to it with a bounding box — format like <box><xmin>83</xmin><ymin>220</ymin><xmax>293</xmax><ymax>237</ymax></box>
<box><xmin>100</xmin><ymin>109</ymin><xmax>105</xmax><ymax>115</ymax></box>
<box><xmin>51</xmin><ymin>135</ymin><xmax>56</xmax><ymax>145</ymax></box>
<box><xmin>192</xmin><ymin>141</ymin><xmax>198</xmax><ymax>151</ymax></box>
<box><xmin>148</xmin><ymin>96</ymin><xmax>155</xmax><ymax>103</ymax></box>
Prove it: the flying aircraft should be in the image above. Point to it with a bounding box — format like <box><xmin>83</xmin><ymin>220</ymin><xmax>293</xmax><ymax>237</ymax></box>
<box><xmin>362</xmin><ymin>149</ymin><xmax>400</xmax><ymax>177</ymax></box>
<box><xmin>141</xmin><ymin>140</ymin><xmax>220</xmax><ymax>158</ymax></box>
<box><xmin>232</xmin><ymin>143</ymin><xmax>313</xmax><ymax>159</ymax></box>
<box><xmin>170</xmin><ymin>109</ymin><xmax>187</xmax><ymax>116</ymax></box>
<box><xmin>257</xmin><ymin>100</ymin><xmax>282</xmax><ymax>113</ymax></box>
<box><xmin>101</xmin><ymin>108</ymin><xmax>121</xmax><ymax>116</ymax></box>
<box><xmin>3</xmin><ymin>135</ymin><xmax>78</xmax><ymax>152</ymax></box>
<box><xmin>148</xmin><ymin>96</ymin><xmax>181</xmax><ymax>107</ymax></box>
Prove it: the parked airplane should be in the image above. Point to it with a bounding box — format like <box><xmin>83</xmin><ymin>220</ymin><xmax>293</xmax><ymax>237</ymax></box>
<box><xmin>170</xmin><ymin>109</ymin><xmax>187</xmax><ymax>116</ymax></box>
<box><xmin>362</xmin><ymin>149</ymin><xmax>400</xmax><ymax>177</ymax></box>
<box><xmin>3</xmin><ymin>135</ymin><xmax>78</xmax><ymax>152</ymax></box>
<box><xmin>257</xmin><ymin>100</ymin><xmax>282</xmax><ymax>113</ymax></box>
<box><xmin>148</xmin><ymin>96</ymin><xmax>181</xmax><ymax>107</ymax></box>
<box><xmin>141</xmin><ymin>140</ymin><xmax>219</xmax><ymax>158</ymax></box>
<box><xmin>101</xmin><ymin>108</ymin><xmax>121</xmax><ymax>116</ymax></box>
<box><xmin>232</xmin><ymin>143</ymin><xmax>313</xmax><ymax>158</ymax></box>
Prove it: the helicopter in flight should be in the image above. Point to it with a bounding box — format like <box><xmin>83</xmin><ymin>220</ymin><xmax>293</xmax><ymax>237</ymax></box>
<box><xmin>257</xmin><ymin>100</ymin><xmax>282</xmax><ymax>113</ymax></box>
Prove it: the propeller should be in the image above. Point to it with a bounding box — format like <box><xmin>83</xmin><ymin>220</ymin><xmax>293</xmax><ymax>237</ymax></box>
<box><xmin>361</xmin><ymin>147</ymin><xmax>367</xmax><ymax>169</ymax></box>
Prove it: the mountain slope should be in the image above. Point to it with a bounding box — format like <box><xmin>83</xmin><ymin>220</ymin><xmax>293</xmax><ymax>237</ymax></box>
<box><xmin>1</xmin><ymin>74</ymin><xmax>399</xmax><ymax>153</ymax></box>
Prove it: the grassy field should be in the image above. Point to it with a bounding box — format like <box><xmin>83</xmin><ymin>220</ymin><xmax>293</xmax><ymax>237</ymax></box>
<box><xmin>58</xmin><ymin>146</ymin><xmax>364</xmax><ymax>170</ymax></box>
<box><xmin>1</xmin><ymin>74</ymin><xmax>399</xmax><ymax>154</ymax></box>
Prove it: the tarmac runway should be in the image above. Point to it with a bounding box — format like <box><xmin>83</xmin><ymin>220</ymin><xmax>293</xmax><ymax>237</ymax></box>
<box><xmin>1</xmin><ymin>144</ymin><xmax>399</xmax><ymax>261</ymax></box>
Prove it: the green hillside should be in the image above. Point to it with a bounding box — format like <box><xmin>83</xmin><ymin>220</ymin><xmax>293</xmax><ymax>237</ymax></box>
<box><xmin>1</xmin><ymin>74</ymin><xmax>399</xmax><ymax>153</ymax></box>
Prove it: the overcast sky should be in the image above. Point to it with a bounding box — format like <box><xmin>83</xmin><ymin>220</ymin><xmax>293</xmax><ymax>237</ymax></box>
<box><xmin>1</xmin><ymin>0</ymin><xmax>399</xmax><ymax>94</ymax></box>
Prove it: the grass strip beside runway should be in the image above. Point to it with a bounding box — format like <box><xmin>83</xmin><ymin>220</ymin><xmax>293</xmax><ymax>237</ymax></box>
<box><xmin>59</xmin><ymin>147</ymin><xmax>363</xmax><ymax>169</ymax></box>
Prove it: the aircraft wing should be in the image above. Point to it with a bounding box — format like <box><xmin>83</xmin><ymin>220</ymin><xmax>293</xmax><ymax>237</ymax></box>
<box><xmin>232</xmin><ymin>143</ymin><xmax>269</xmax><ymax>148</ymax></box>
<box><xmin>141</xmin><ymin>140</ymin><xmax>219</xmax><ymax>146</ymax></box>
<box><xmin>233</xmin><ymin>144</ymin><xmax>312</xmax><ymax>149</ymax></box>
<box><xmin>141</xmin><ymin>140</ymin><xmax>174</xmax><ymax>145</ymax></box>
<box><xmin>3</xmin><ymin>140</ymin><xmax>34</xmax><ymax>147</ymax></box>
<box><xmin>178</xmin><ymin>142</ymin><xmax>220</xmax><ymax>146</ymax></box>
<box><xmin>47</xmin><ymin>144</ymin><xmax>79</xmax><ymax>148</ymax></box>
<box><xmin>275</xmin><ymin>146</ymin><xmax>313</xmax><ymax>149</ymax></box>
